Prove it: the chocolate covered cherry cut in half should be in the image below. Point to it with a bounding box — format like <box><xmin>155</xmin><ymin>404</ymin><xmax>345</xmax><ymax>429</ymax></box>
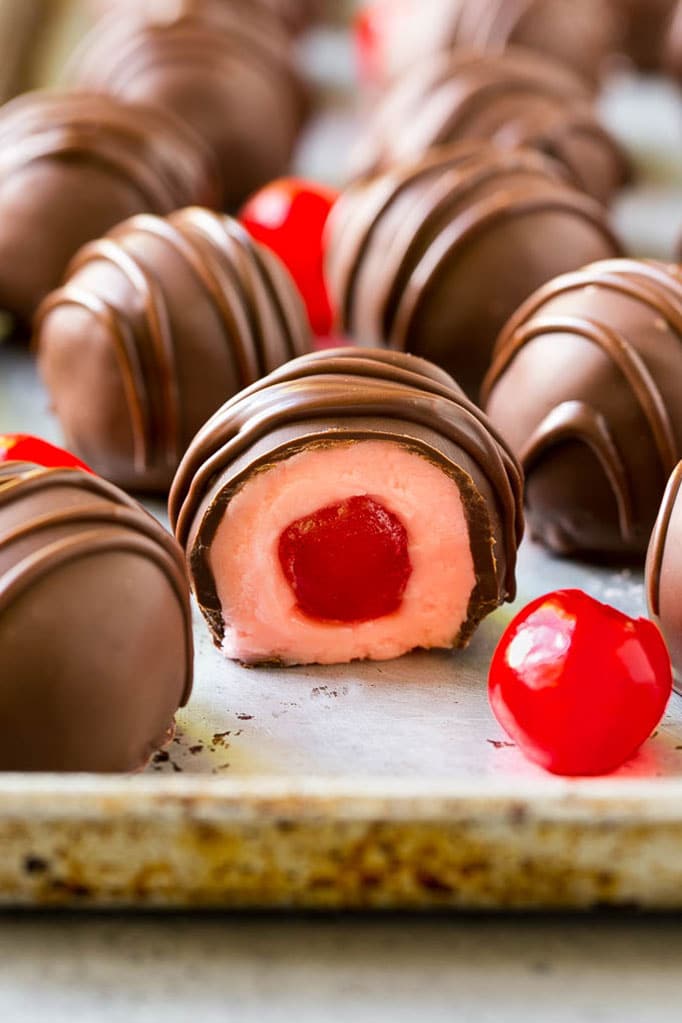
<box><xmin>170</xmin><ymin>348</ymin><xmax>524</xmax><ymax>666</ymax></box>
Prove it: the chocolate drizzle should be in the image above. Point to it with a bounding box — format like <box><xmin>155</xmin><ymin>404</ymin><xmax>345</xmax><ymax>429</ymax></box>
<box><xmin>326</xmin><ymin>144</ymin><xmax>623</xmax><ymax>400</ymax></box>
<box><xmin>352</xmin><ymin>49</ymin><xmax>629</xmax><ymax>204</ymax></box>
<box><xmin>169</xmin><ymin>347</ymin><xmax>524</xmax><ymax>650</ymax></box>
<box><xmin>0</xmin><ymin>464</ymin><xmax>193</xmax><ymax>772</ymax></box>
<box><xmin>483</xmin><ymin>259</ymin><xmax>682</xmax><ymax>557</ymax></box>
<box><xmin>36</xmin><ymin>207</ymin><xmax>310</xmax><ymax>493</ymax></box>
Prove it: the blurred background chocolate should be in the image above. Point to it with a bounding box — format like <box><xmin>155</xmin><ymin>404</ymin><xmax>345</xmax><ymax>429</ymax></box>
<box><xmin>0</xmin><ymin>90</ymin><xmax>220</xmax><ymax>327</ymax></box>
<box><xmin>326</xmin><ymin>144</ymin><xmax>623</xmax><ymax>401</ymax></box>
<box><xmin>351</xmin><ymin>48</ymin><xmax>629</xmax><ymax>206</ymax></box>
<box><xmin>36</xmin><ymin>207</ymin><xmax>311</xmax><ymax>493</ymax></box>
<box><xmin>483</xmin><ymin>259</ymin><xmax>682</xmax><ymax>559</ymax></box>
<box><xmin>357</xmin><ymin>0</ymin><xmax>619</xmax><ymax>89</ymax></box>
<box><xmin>0</xmin><ymin>462</ymin><xmax>193</xmax><ymax>772</ymax></box>
<box><xmin>68</xmin><ymin>4</ymin><xmax>307</xmax><ymax>209</ymax></box>
<box><xmin>647</xmin><ymin>461</ymin><xmax>682</xmax><ymax>686</ymax></box>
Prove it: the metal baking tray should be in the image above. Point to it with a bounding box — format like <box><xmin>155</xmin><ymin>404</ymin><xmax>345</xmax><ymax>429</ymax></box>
<box><xmin>0</xmin><ymin>38</ymin><xmax>681</xmax><ymax>909</ymax></box>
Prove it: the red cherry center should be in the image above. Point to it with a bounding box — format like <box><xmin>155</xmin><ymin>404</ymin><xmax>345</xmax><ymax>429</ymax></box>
<box><xmin>278</xmin><ymin>495</ymin><xmax>412</xmax><ymax>624</ymax></box>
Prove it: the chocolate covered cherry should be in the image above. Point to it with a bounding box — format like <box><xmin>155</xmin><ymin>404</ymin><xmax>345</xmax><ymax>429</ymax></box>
<box><xmin>170</xmin><ymin>347</ymin><xmax>523</xmax><ymax>666</ymax></box>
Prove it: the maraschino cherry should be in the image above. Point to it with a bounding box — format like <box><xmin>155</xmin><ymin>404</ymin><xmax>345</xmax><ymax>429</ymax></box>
<box><xmin>0</xmin><ymin>434</ymin><xmax>93</xmax><ymax>473</ymax></box>
<box><xmin>278</xmin><ymin>495</ymin><xmax>412</xmax><ymax>623</ymax></box>
<box><xmin>489</xmin><ymin>589</ymin><xmax>673</xmax><ymax>776</ymax></box>
<box><xmin>240</xmin><ymin>177</ymin><xmax>339</xmax><ymax>338</ymax></box>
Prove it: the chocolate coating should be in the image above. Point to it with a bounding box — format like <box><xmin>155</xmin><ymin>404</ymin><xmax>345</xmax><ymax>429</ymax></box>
<box><xmin>376</xmin><ymin>0</ymin><xmax>618</xmax><ymax>88</ymax></box>
<box><xmin>352</xmin><ymin>49</ymin><xmax>629</xmax><ymax>206</ymax></box>
<box><xmin>326</xmin><ymin>144</ymin><xmax>623</xmax><ymax>401</ymax></box>
<box><xmin>0</xmin><ymin>91</ymin><xmax>220</xmax><ymax>326</ymax></box>
<box><xmin>647</xmin><ymin>462</ymin><xmax>682</xmax><ymax>688</ymax></box>
<box><xmin>483</xmin><ymin>259</ymin><xmax>682</xmax><ymax>559</ymax></box>
<box><xmin>0</xmin><ymin>463</ymin><xmax>193</xmax><ymax>772</ymax></box>
<box><xmin>169</xmin><ymin>347</ymin><xmax>523</xmax><ymax>656</ymax></box>
<box><xmin>69</xmin><ymin>7</ymin><xmax>306</xmax><ymax>209</ymax></box>
<box><xmin>36</xmin><ymin>207</ymin><xmax>311</xmax><ymax>494</ymax></box>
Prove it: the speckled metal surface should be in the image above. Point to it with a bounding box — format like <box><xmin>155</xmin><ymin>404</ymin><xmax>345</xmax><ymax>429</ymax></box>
<box><xmin>0</xmin><ymin>43</ymin><xmax>681</xmax><ymax>908</ymax></box>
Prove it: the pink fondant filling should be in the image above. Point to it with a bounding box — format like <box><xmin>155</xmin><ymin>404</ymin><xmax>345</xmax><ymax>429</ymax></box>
<box><xmin>208</xmin><ymin>440</ymin><xmax>477</xmax><ymax>665</ymax></box>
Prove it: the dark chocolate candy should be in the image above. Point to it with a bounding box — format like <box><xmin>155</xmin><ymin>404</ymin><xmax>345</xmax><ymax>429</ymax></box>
<box><xmin>483</xmin><ymin>259</ymin><xmax>682</xmax><ymax>558</ymax></box>
<box><xmin>36</xmin><ymin>207</ymin><xmax>311</xmax><ymax>494</ymax></box>
<box><xmin>169</xmin><ymin>347</ymin><xmax>524</xmax><ymax>660</ymax></box>
<box><xmin>351</xmin><ymin>49</ymin><xmax>629</xmax><ymax>206</ymax></box>
<box><xmin>647</xmin><ymin>461</ymin><xmax>682</xmax><ymax>686</ymax></box>
<box><xmin>0</xmin><ymin>462</ymin><xmax>193</xmax><ymax>772</ymax></box>
<box><xmin>0</xmin><ymin>90</ymin><xmax>220</xmax><ymax>325</ymax></box>
<box><xmin>326</xmin><ymin>144</ymin><xmax>623</xmax><ymax>401</ymax></box>
<box><xmin>69</xmin><ymin>6</ymin><xmax>306</xmax><ymax>209</ymax></box>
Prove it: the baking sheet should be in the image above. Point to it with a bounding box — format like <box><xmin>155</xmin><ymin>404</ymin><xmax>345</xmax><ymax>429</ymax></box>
<box><xmin>0</xmin><ymin>39</ymin><xmax>681</xmax><ymax>908</ymax></box>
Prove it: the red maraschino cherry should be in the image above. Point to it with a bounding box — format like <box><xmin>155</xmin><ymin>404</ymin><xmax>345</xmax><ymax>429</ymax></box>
<box><xmin>240</xmin><ymin>177</ymin><xmax>339</xmax><ymax>338</ymax></box>
<box><xmin>0</xmin><ymin>434</ymin><xmax>93</xmax><ymax>473</ymax></box>
<box><xmin>278</xmin><ymin>495</ymin><xmax>412</xmax><ymax>623</ymax></box>
<box><xmin>488</xmin><ymin>589</ymin><xmax>673</xmax><ymax>776</ymax></box>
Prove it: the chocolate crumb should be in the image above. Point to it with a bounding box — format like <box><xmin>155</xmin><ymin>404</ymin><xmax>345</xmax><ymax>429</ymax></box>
<box><xmin>24</xmin><ymin>856</ymin><xmax>49</xmax><ymax>875</ymax></box>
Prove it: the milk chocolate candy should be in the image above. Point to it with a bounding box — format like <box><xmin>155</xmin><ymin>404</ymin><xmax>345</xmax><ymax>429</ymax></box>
<box><xmin>352</xmin><ymin>49</ymin><xmax>629</xmax><ymax>206</ymax></box>
<box><xmin>69</xmin><ymin>6</ymin><xmax>306</xmax><ymax>209</ymax></box>
<box><xmin>326</xmin><ymin>144</ymin><xmax>623</xmax><ymax>401</ymax></box>
<box><xmin>169</xmin><ymin>347</ymin><xmax>524</xmax><ymax>667</ymax></box>
<box><xmin>647</xmin><ymin>462</ymin><xmax>682</xmax><ymax>689</ymax></box>
<box><xmin>483</xmin><ymin>259</ymin><xmax>682</xmax><ymax>559</ymax></box>
<box><xmin>0</xmin><ymin>462</ymin><xmax>193</xmax><ymax>772</ymax></box>
<box><xmin>369</xmin><ymin>0</ymin><xmax>618</xmax><ymax>88</ymax></box>
<box><xmin>36</xmin><ymin>207</ymin><xmax>311</xmax><ymax>494</ymax></box>
<box><xmin>0</xmin><ymin>90</ymin><xmax>220</xmax><ymax>326</ymax></box>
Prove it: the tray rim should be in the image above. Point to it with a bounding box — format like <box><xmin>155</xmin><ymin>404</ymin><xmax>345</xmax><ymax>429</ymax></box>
<box><xmin>4</xmin><ymin>774</ymin><xmax>682</xmax><ymax>820</ymax></box>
